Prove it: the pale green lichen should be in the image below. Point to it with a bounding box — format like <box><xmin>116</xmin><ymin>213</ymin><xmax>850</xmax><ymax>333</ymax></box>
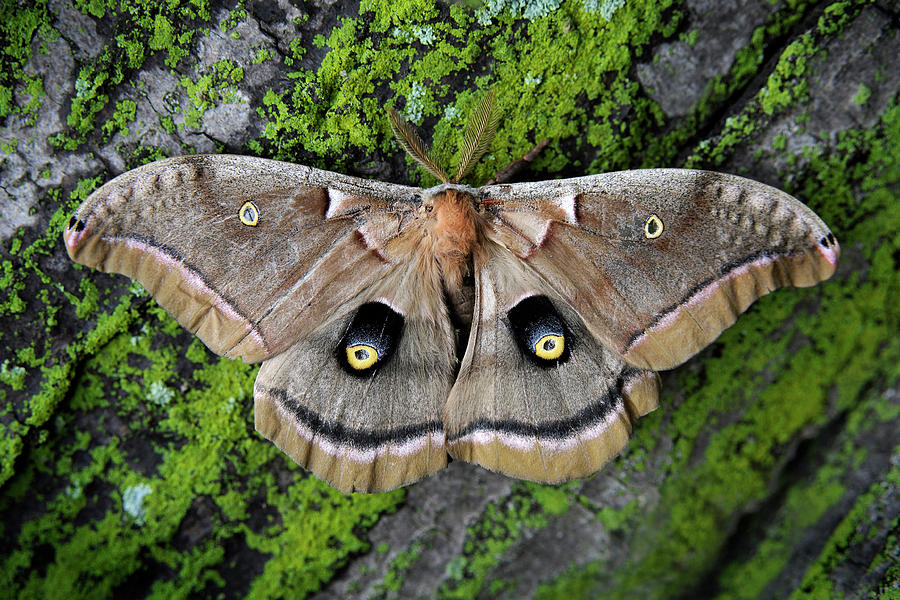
<box><xmin>403</xmin><ymin>81</ymin><xmax>429</xmax><ymax>125</ymax></box>
<box><xmin>146</xmin><ymin>381</ymin><xmax>175</xmax><ymax>407</ymax></box>
<box><xmin>122</xmin><ymin>482</ymin><xmax>153</xmax><ymax>525</ymax></box>
<box><xmin>476</xmin><ymin>0</ymin><xmax>563</xmax><ymax>26</ymax></box>
<box><xmin>584</xmin><ymin>0</ymin><xmax>625</xmax><ymax>20</ymax></box>
<box><xmin>394</xmin><ymin>24</ymin><xmax>437</xmax><ymax>45</ymax></box>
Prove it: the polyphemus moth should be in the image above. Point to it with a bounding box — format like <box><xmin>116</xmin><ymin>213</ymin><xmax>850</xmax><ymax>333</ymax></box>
<box><xmin>63</xmin><ymin>95</ymin><xmax>839</xmax><ymax>493</ymax></box>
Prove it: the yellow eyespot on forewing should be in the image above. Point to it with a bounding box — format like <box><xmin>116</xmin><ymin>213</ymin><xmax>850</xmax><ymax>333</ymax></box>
<box><xmin>346</xmin><ymin>344</ymin><xmax>379</xmax><ymax>370</ymax></box>
<box><xmin>644</xmin><ymin>214</ymin><xmax>663</xmax><ymax>239</ymax></box>
<box><xmin>534</xmin><ymin>334</ymin><xmax>565</xmax><ymax>360</ymax></box>
<box><xmin>239</xmin><ymin>201</ymin><xmax>260</xmax><ymax>226</ymax></box>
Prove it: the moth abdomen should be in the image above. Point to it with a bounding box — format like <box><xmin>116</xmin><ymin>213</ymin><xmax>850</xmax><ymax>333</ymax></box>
<box><xmin>507</xmin><ymin>295</ymin><xmax>570</xmax><ymax>366</ymax></box>
<box><xmin>337</xmin><ymin>302</ymin><xmax>405</xmax><ymax>376</ymax></box>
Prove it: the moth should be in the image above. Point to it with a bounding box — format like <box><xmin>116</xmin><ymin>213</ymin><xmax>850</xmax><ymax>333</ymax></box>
<box><xmin>63</xmin><ymin>94</ymin><xmax>839</xmax><ymax>493</ymax></box>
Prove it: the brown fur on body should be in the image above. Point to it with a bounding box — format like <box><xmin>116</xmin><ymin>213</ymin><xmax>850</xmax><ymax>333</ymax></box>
<box><xmin>428</xmin><ymin>189</ymin><xmax>479</xmax><ymax>287</ymax></box>
<box><xmin>424</xmin><ymin>188</ymin><xmax>482</xmax><ymax>334</ymax></box>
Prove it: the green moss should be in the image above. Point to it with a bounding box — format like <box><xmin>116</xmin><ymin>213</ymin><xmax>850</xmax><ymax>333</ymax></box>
<box><xmin>712</xmin><ymin>456</ymin><xmax>851</xmax><ymax>599</ymax></box>
<box><xmin>101</xmin><ymin>98</ymin><xmax>138</xmax><ymax>139</ymax></box>
<box><xmin>75</xmin><ymin>278</ymin><xmax>99</xmax><ymax>320</ymax></box>
<box><xmin>256</xmin><ymin>0</ymin><xmax>679</xmax><ymax>181</ymax></box>
<box><xmin>0</xmin><ymin>178</ymin><xmax>115</xmax><ymax>477</ymax></box>
<box><xmin>219</xmin><ymin>0</ymin><xmax>247</xmax><ymax>36</ymax></box>
<box><xmin>530</xmin><ymin>483</ymin><xmax>572</xmax><ymax>516</ymax></box>
<box><xmin>772</xmin><ymin>132</ymin><xmax>787</xmax><ymax>151</ymax></box>
<box><xmin>372</xmin><ymin>539</ymin><xmax>425</xmax><ymax>597</ymax></box>
<box><xmin>643</xmin><ymin>1</ymin><xmax>819</xmax><ymax>168</ymax></box>
<box><xmin>0</xmin><ymin>297</ymin><xmax>138</xmax><ymax>487</ymax></box>
<box><xmin>853</xmin><ymin>82</ymin><xmax>872</xmax><ymax>106</ymax></box>
<box><xmin>680</xmin><ymin>29</ymin><xmax>699</xmax><ymax>46</ymax></box>
<box><xmin>793</xmin><ymin>463</ymin><xmax>900</xmax><ymax>599</ymax></box>
<box><xmin>0</xmin><ymin>0</ymin><xmax>52</xmax><ymax>121</ymax></box>
<box><xmin>180</xmin><ymin>59</ymin><xmax>246</xmax><ymax>130</ymax></box>
<box><xmin>159</xmin><ymin>114</ymin><xmax>176</xmax><ymax>134</ymax></box>
<box><xmin>50</xmin><ymin>1</ymin><xmax>213</xmax><ymax>149</ymax></box>
<box><xmin>252</xmin><ymin>46</ymin><xmax>274</xmax><ymax>65</ymax></box>
<box><xmin>438</xmin><ymin>482</ymin><xmax>577</xmax><ymax>599</ymax></box>
<box><xmin>2</xmin><ymin>300</ymin><xmax>406</xmax><ymax>597</ymax></box>
<box><xmin>686</xmin><ymin>1</ymin><xmax>863</xmax><ymax>168</ymax></box>
<box><xmin>0</xmin><ymin>137</ymin><xmax>18</xmax><ymax>154</ymax></box>
<box><xmin>595</xmin><ymin>498</ymin><xmax>640</xmax><ymax>532</ymax></box>
<box><xmin>0</xmin><ymin>260</ymin><xmax>27</xmax><ymax>316</ymax></box>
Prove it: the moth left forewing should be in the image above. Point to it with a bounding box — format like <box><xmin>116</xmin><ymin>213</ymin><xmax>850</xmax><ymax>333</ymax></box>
<box><xmin>444</xmin><ymin>242</ymin><xmax>659</xmax><ymax>484</ymax></box>
<box><xmin>481</xmin><ymin>169</ymin><xmax>839</xmax><ymax>371</ymax></box>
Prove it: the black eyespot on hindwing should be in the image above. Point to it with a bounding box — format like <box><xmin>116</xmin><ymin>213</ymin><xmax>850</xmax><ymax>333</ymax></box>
<box><xmin>337</xmin><ymin>302</ymin><xmax>404</xmax><ymax>376</ymax></box>
<box><xmin>507</xmin><ymin>295</ymin><xmax>570</xmax><ymax>367</ymax></box>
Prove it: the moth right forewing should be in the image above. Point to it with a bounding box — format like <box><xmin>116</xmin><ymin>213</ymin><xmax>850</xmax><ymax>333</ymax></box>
<box><xmin>481</xmin><ymin>170</ymin><xmax>839</xmax><ymax>371</ymax></box>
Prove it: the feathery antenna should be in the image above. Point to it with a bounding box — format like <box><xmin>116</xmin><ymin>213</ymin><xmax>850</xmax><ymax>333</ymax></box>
<box><xmin>453</xmin><ymin>89</ymin><xmax>500</xmax><ymax>183</ymax></box>
<box><xmin>388</xmin><ymin>107</ymin><xmax>450</xmax><ymax>183</ymax></box>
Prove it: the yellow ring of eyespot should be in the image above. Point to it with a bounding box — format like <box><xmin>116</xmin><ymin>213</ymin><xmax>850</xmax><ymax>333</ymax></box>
<box><xmin>346</xmin><ymin>344</ymin><xmax>379</xmax><ymax>370</ymax></box>
<box><xmin>644</xmin><ymin>214</ymin><xmax>663</xmax><ymax>239</ymax></box>
<box><xmin>534</xmin><ymin>334</ymin><xmax>565</xmax><ymax>360</ymax></box>
<box><xmin>239</xmin><ymin>201</ymin><xmax>260</xmax><ymax>226</ymax></box>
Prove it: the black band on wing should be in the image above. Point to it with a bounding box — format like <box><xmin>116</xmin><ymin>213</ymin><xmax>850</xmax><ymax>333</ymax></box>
<box><xmin>446</xmin><ymin>368</ymin><xmax>644</xmax><ymax>441</ymax></box>
<box><xmin>507</xmin><ymin>295</ymin><xmax>570</xmax><ymax>367</ymax></box>
<box><xmin>260</xmin><ymin>385</ymin><xmax>442</xmax><ymax>448</ymax></box>
<box><xmin>336</xmin><ymin>302</ymin><xmax>405</xmax><ymax>376</ymax></box>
